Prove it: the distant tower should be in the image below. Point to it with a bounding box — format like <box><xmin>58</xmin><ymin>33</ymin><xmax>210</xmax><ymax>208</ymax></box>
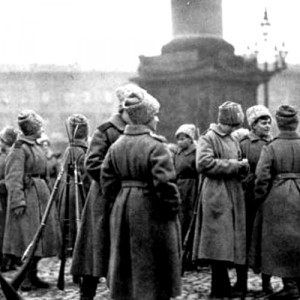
<box><xmin>132</xmin><ymin>0</ymin><xmax>266</xmax><ymax>141</ymax></box>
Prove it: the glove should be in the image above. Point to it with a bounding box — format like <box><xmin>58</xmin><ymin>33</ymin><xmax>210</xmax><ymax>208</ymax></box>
<box><xmin>12</xmin><ymin>206</ymin><xmax>26</xmax><ymax>217</ymax></box>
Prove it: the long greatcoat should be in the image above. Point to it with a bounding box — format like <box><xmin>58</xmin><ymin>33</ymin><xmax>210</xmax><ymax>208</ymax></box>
<box><xmin>192</xmin><ymin>123</ymin><xmax>247</xmax><ymax>265</ymax></box>
<box><xmin>57</xmin><ymin>139</ymin><xmax>89</xmax><ymax>252</ymax></box>
<box><xmin>0</xmin><ymin>151</ymin><xmax>7</xmax><ymax>256</ymax></box>
<box><xmin>3</xmin><ymin>136</ymin><xmax>60</xmax><ymax>258</ymax></box>
<box><xmin>174</xmin><ymin>143</ymin><xmax>198</xmax><ymax>241</ymax></box>
<box><xmin>71</xmin><ymin>113</ymin><xmax>126</xmax><ymax>277</ymax></box>
<box><xmin>240</xmin><ymin>132</ymin><xmax>272</xmax><ymax>250</ymax></box>
<box><xmin>249</xmin><ymin>131</ymin><xmax>300</xmax><ymax>277</ymax></box>
<box><xmin>101</xmin><ymin>124</ymin><xmax>182</xmax><ymax>300</ymax></box>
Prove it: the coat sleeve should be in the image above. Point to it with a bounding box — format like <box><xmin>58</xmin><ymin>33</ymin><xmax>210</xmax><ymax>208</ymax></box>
<box><xmin>150</xmin><ymin>142</ymin><xmax>181</xmax><ymax>217</ymax></box>
<box><xmin>85</xmin><ymin>128</ymin><xmax>110</xmax><ymax>182</ymax></box>
<box><xmin>196</xmin><ymin>135</ymin><xmax>241</xmax><ymax>176</ymax></box>
<box><xmin>254</xmin><ymin>145</ymin><xmax>273</xmax><ymax>204</ymax></box>
<box><xmin>101</xmin><ymin>148</ymin><xmax>121</xmax><ymax>203</ymax></box>
<box><xmin>5</xmin><ymin>146</ymin><xmax>26</xmax><ymax>209</ymax></box>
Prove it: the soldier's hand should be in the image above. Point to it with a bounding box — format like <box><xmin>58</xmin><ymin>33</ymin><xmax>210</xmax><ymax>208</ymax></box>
<box><xmin>12</xmin><ymin>206</ymin><xmax>26</xmax><ymax>216</ymax></box>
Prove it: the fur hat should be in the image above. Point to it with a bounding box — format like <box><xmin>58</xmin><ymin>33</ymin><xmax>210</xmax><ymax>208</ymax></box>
<box><xmin>218</xmin><ymin>101</ymin><xmax>244</xmax><ymax>126</ymax></box>
<box><xmin>123</xmin><ymin>89</ymin><xmax>160</xmax><ymax>125</ymax></box>
<box><xmin>18</xmin><ymin>110</ymin><xmax>43</xmax><ymax>136</ymax></box>
<box><xmin>67</xmin><ymin>114</ymin><xmax>89</xmax><ymax>139</ymax></box>
<box><xmin>246</xmin><ymin>105</ymin><xmax>272</xmax><ymax>128</ymax></box>
<box><xmin>115</xmin><ymin>83</ymin><xmax>144</xmax><ymax>113</ymax></box>
<box><xmin>0</xmin><ymin>126</ymin><xmax>18</xmax><ymax>146</ymax></box>
<box><xmin>175</xmin><ymin>124</ymin><xmax>196</xmax><ymax>140</ymax></box>
<box><xmin>275</xmin><ymin>104</ymin><xmax>299</xmax><ymax>131</ymax></box>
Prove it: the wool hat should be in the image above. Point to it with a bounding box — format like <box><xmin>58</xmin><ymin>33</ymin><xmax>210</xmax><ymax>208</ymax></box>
<box><xmin>218</xmin><ymin>101</ymin><xmax>244</xmax><ymax>126</ymax></box>
<box><xmin>115</xmin><ymin>83</ymin><xmax>144</xmax><ymax>113</ymax></box>
<box><xmin>0</xmin><ymin>126</ymin><xmax>18</xmax><ymax>146</ymax></box>
<box><xmin>275</xmin><ymin>104</ymin><xmax>299</xmax><ymax>131</ymax></box>
<box><xmin>246</xmin><ymin>105</ymin><xmax>272</xmax><ymax>128</ymax></box>
<box><xmin>67</xmin><ymin>114</ymin><xmax>89</xmax><ymax>139</ymax></box>
<box><xmin>175</xmin><ymin>124</ymin><xmax>196</xmax><ymax>141</ymax></box>
<box><xmin>123</xmin><ymin>89</ymin><xmax>160</xmax><ymax>125</ymax></box>
<box><xmin>18</xmin><ymin>110</ymin><xmax>43</xmax><ymax>136</ymax></box>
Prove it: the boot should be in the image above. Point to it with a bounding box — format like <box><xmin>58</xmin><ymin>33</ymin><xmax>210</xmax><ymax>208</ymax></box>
<box><xmin>79</xmin><ymin>275</ymin><xmax>98</xmax><ymax>300</ymax></box>
<box><xmin>210</xmin><ymin>262</ymin><xmax>231</xmax><ymax>298</ymax></box>
<box><xmin>29</xmin><ymin>257</ymin><xmax>50</xmax><ymax>289</ymax></box>
<box><xmin>262</xmin><ymin>273</ymin><xmax>273</xmax><ymax>295</ymax></box>
<box><xmin>231</xmin><ymin>265</ymin><xmax>247</xmax><ymax>297</ymax></box>
<box><xmin>20</xmin><ymin>273</ymin><xmax>33</xmax><ymax>291</ymax></box>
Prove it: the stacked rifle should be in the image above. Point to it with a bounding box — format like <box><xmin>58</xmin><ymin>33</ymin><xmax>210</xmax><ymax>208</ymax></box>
<box><xmin>0</xmin><ymin>123</ymin><xmax>86</xmax><ymax>299</ymax></box>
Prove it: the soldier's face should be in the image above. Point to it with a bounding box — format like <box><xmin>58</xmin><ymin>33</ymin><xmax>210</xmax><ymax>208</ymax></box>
<box><xmin>253</xmin><ymin>117</ymin><xmax>271</xmax><ymax>138</ymax></box>
<box><xmin>148</xmin><ymin>115</ymin><xmax>159</xmax><ymax>132</ymax></box>
<box><xmin>176</xmin><ymin>133</ymin><xmax>192</xmax><ymax>150</ymax></box>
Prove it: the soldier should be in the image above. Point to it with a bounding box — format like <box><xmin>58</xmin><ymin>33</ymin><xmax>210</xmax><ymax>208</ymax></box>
<box><xmin>38</xmin><ymin>133</ymin><xmax>61</xmax><ymax>191</ymax></box>
<box><xmin>71</xmin><ymin>83</ymin><xmax>143</xmax><ymax>300</ymax></box>
<box><xmin>250</xmin><ymin>105</ymin><xmax>300</xmax><ymax>299</ymax></box>
<box><xmin>57</xmin><ymin>114</ymin><xmax>90</xmax><ymax>257</ymax></box>
<box><xmin>3</xmin><ymin>110</ymin><xmax>60</xmax><ymax>291</ymax></box>
<box><xmin>0</xmin><ymin>126</ymin><xmax>18</xmax><ymax>271</ymax></box>
<box><xmin>192</xmin><ymin>101</ymin><xmax>249</xmax><ymax>298</ymax></box>
<box><xmin>101</xmin><ymin>88</ymin><xmax>182</xmax><ymax>300</ymax></box>
<box><xmin>237</xmin><ymin>105</ymin><xmax>273</xmax><ymax>296</ymax></box>
<box><xmin>174</xmin><ymin>124</ymin><xmax>198</xmax><ymax>242</ymax></box>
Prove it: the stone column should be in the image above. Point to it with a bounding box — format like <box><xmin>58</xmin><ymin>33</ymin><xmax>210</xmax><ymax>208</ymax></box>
<box><xmin>171</xmin><ymin>0</ymin><xmax>222</xmax><ymax>37</ymax></box>
<box><xmin>132</xmin><ymin>0</ymin><xmax>266</xmax><ymax>141</ymax></box>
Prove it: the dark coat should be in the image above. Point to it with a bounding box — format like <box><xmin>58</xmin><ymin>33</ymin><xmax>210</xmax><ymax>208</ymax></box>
<box><xmin>174</xmin><ymin>143</ymin><xmax>198</xmax><ymax>240</ymax></box>
<box><xmin>57</xmin><ymin>139</ymin><xmax>89</xmax><ymax>251</ymax></box>
<box><xmin>71</xmin><ymin>114</ymin><xmax>126</xmax><ymax>277</ymax></box>
<box><xmin>249</xmin><ymin>131</ymin><xmax>300</xmax><ymax>277</ymax></box>
<box><xmin>0</xmin><ymin>152</ymin><xmax>7</xmax><ymax>255</ymax></box>
<box><xmin>101</xmin><ymin>124</ymin><xmax>182</xmax><ymax>300</ymax></box>
<box><xmin>240</xmin><ymin>132</ymin><xmax>272</xmax><ymax>249</ymax></box>
<box><xmin>192</xmin><ymin>124</ymin><xmax>247</xmax><ymax>265</ymax></box>
<box><xmin>3</xmin><ymin>136</ymin><xmax>60</xmax><ymax>258</ymax></box>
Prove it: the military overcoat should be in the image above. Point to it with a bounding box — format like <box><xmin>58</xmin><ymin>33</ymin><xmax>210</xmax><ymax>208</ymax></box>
<box><xmin>173</xmin><ymin>143</ymin><xmax>198</xmax><ymax>240</ymax></box>
<box><xmin>71</xmin><ymin>113</ymin><xmax>126</xmax><ymax>277</ymax></box>
<box><xmin>192</xmin><ymin>123</ymin><xmax>247</xmax><ymax>265</ymax></box>
<box><xmin>101</xmin><ymin>124</ymin><xmax>182</xmax><ymax>300</ymax></box>
<box><xmin>249</xmin><ymin>131</ymin><xmax>300</xmax><ymax>277</ymax></box>
<box><xmin>57</xmin><ymin>139</ymin><xmax>89</xmax><ymax>251</ymax></box>
<box><xmin>3</xmin><ymin>136</ymin><xmax>60</xmax><ymax>257</ymax></box>
<box><xmin>240</xmin><ymin>132</ymin><xmax>272</xmax><ymax>249</ymax></box>
<box><xmin>0</xmin><ymin>152</ymin><xmax>7</xmax><ymax>255</ymax></box>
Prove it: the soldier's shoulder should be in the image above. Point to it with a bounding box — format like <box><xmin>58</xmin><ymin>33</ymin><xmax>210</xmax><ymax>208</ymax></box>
<box><xmin>13</xmin><ymin>139</ymin><xmax>26</xmax><ymax>149</ymax></box>
<box><xmin>97</xmin><ymin>122</ymin><xmax>113</xmax><ymax>133</ymax></box>
<box><xmin>149</xmin><ymin>132</ymin><xmax>168</xmax><ymax>143</ymax></box>
<box><xmin>239</xmin><ymin>135</ymin><xmax>250</xmax><ymax>144</ymax></box>
<box><xmin>266</xmin><ymin>137</ymin><xmax>278</xmax><ymax>145</ymax></box>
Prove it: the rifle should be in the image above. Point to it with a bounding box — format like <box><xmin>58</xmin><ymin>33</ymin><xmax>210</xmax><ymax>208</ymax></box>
<box><xmin>57</xmin><ymin>122</ymin><xmax>82</xmax><ymax>290</ymax></box>
<box><xmin>0</xmin><ymin>273</ymin><xmax>24</xmax><ymax>300</ymax></box>
<box><xmin>181</xmin><ymin>129</ymin><xmax>203</xmax><ymax>276</ymax></box>
<box><xmin>57</xmin><ymin>163</ymin><xmax>70</xmax><ymax>290</ymax></box>
<box><xmin>10</xmin><ymin>168</ymin><xmax>64</xmax><ymax>290</ymax></box>
<box><xmin>66</xmin><ymin>122</ymin><xmax>81</xmax><ymax>233</ymax></box>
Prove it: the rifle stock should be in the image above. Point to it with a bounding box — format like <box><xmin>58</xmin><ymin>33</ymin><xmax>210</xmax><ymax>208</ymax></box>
<box><xmin>10</xmin><ymin>169</ymin><xmax>64</xmax><ymax>290</ymax></box>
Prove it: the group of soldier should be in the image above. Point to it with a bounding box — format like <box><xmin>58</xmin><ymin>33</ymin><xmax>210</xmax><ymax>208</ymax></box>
<box><xmin>0</xmin><ymin>82</ymin><xmax>300</xmax><ymax>300</ymax></box>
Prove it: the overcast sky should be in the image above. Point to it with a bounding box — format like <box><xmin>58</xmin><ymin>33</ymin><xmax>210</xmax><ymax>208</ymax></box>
<box><xmin>0</xmin><ymin>0</ymin><xmax>298</xmax><ymax>71</ymax></box>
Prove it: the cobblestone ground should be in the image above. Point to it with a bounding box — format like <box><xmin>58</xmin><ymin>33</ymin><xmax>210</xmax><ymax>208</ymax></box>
<box><xmin>0</xmin><ymin>257</ymin><xmax>285</xmax><ymax>300</ymax></box>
